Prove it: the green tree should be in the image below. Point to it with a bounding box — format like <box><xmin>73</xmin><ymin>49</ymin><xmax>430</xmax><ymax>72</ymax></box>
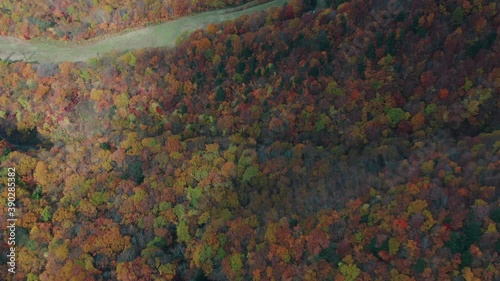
<box><xmin>41</xmin><ymin>206</ymin><xmax>52</xmax><ymax>222</ymax></box>
<box><xmin>229</xmin><ymin>253</ymin><xmax>243</xmax><ymax>272</ymax></box>
<box><xmin>386</xmin><ymin>108</ymin><xmax>406</xmax><ymax>126</ymax></box>
<box><xmin>177</xmin><ymin>220</ymin><xmax>191</xmax><ymax>243</ymax></box>
<box><xmin>215</xmin><ymin>86</ymin><xmax>226</xmax><ymax>102</ymax></box>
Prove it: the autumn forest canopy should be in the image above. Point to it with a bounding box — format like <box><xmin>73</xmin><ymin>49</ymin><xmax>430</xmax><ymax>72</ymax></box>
<box><xmin>0</xmin><ymin>0</ymin><xmax>271</xmax><ymax>41</ymax></box>
<box><xmin>0</xmin><ymin>0</ymin><xmax>499</xmax><ymax>280</ymax></box>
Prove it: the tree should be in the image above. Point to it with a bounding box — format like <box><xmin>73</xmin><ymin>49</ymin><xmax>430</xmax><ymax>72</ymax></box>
<box><xmin>116</xmin><ymin>257</ymin><xmax>153</xmax><ymax>281</ymax></box>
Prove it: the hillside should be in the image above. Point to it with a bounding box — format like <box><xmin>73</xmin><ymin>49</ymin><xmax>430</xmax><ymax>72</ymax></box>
<box><xmin>0</xmin><ymin>0</ymin><xmax>499</xmax><ymax>280</ymax></box>
<box><xmin>0</xmin><ymin>0</ymin><xmax>270</xmax><ymax>41</ymax></box>
<box><xmin>0</xmin><ymin>0</ymin><xmax>288</xmax><ymax>63</ymax></box>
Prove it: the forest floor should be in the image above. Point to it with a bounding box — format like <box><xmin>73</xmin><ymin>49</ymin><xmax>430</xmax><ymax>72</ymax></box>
<box><xmin>0</xmin><ymin>0</ymin><xmax>286</xmax><ymax>63</ymax></box>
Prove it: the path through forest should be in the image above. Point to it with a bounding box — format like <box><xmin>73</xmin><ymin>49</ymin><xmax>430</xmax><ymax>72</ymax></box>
<box><xmin>0</xmin><ymin>0</ymin><xmax>287</xmax><ymax>63</ymax></box>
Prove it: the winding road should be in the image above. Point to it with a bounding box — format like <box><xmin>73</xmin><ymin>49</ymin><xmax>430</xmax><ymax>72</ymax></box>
<box><xmin>0</xmin><ymin>0</ymin><xmax>287</xmax><ymax>63</ymax></box>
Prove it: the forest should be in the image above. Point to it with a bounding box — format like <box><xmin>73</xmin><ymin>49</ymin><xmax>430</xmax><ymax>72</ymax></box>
<box><xmin>0</xmin><ymin>0</ymin><xmax>499</xmax><ymax>280</ymax></box>
<box><xmin>0</xmin><ymin>0</ymin><xmax>269</xmax><ymax>41</ymax></box>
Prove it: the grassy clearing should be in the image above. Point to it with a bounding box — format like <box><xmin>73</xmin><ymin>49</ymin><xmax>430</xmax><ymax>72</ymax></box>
<box><xmin>0</xmin><ymin>0</ymin><xmax>286</xmax><ymax>63</ymax></box>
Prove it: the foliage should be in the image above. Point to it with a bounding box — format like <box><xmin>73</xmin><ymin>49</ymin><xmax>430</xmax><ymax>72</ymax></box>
<box><xmin>125</xmin><ymin>160</ymin><xmax>144</xmax><ymax>184</ymax></box>
<box><xmin>0</xmin><ymin>0</ymin><xmax>261</xmax><ymax>41</ymax></box>
<box><xmin>177</xmin><ymin>220</ymin><xmax>191</xmax><ymax>243</ymax></box>
<box><xmin>41</xmin><ymin>206</ymin><xmax>52</xmax><ymax>222</ymax></box>
<box><xmin>386</xmin><ymin>108</ymin><xmax>406</xmax><ymax>127</ymax></box>
<box><xmin>489</xmin><ymin>208</ymin><xmax>500</xmax><ymax>223</ymax></box>
<box><xmin>0</xmin><ymin>0</ymin><xmax>499</xmax><ymax>280</ymax></box>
